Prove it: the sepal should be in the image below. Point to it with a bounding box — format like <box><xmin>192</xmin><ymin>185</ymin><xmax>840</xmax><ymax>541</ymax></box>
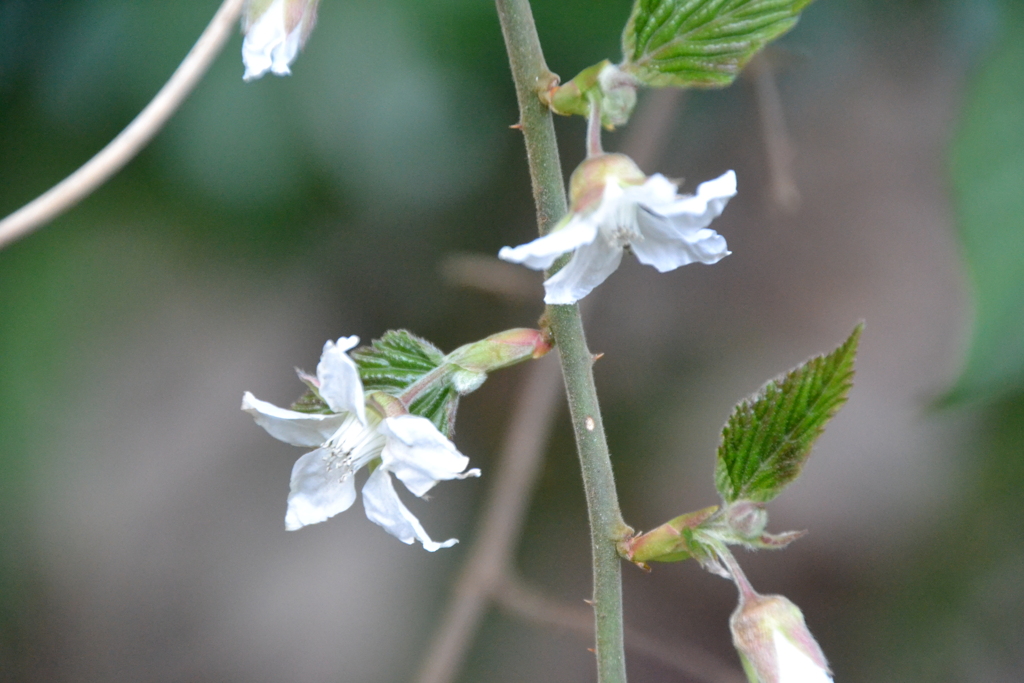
<box><xmin>720</xmin><ymin>502</ymin><xmax>806</xmax><ymax>551</ymax></box>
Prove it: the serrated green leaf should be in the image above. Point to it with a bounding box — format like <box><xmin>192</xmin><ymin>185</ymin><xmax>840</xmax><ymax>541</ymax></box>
<box><xmin>714</xmin><ymin>324</ymin><xmax>861</xmax><ymax>503</ymax></box>
<box><xmin>621</xmin><ymin>0</ymin><xmax>815</xmax><ymax>88</ymax></box>
<box><xmin>289</xmin><ymin>389</ymin><xmax>332</xmax><ymax>414</ymax></box>
<box><xmin>350</xmin><ymin>329</ymin><xmax>445</xmax><ymax>392</ymax></box>
<box><xmin>349</xmin><ymin>330</ymin><xmax>459</xmax><ymax>437</ymax></box>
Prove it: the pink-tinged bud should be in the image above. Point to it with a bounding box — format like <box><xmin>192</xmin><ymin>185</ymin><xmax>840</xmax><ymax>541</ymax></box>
<box><xmin>617</xmin><ymin>505</ymin><xmax>719</xmax><ymax>567</ymax></box>
<box><xmin>568</xmin><ymin>153</ymin><xmax>647</xmax><ymax>214</ymax></box>
<box><xmin>446</xmin><ymin>329</ymin><xmax>553</xmax><ymax>375</ymax></box>
<box><xmin>730</xmin><ymin>593</ymin><xmax>833</xmax><ymax>683</ymax></box>
<box><xmin>242</xmin><ymin>0</ymin><xmax>320</xmax><ymax>81</ymax></box>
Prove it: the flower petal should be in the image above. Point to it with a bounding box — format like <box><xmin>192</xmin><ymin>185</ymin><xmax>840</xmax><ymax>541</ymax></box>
<box><xmin>285</xmin><ymin>447</ymin><xmax>358</xmax><ymax>530</ymax></box>
<box><xmin>498</xmin><ymin>215</ymin><xmax>599</xmax><ymax>271</ymax></box>
<box><xmin>242</xmin><ymin>0</ymin><xmax>299</xmax><ymax>81</ymax></box>
<box><xmin>541</xmin><ymin>237</ymin><xmax>624</xmax><ymax>304</ymax></box>
<box><xmin>622</xmin><ymin>173</ymin><xmax>679</xmax><ymax>207</ymax></box>
<box><xmin>361</xmin><ymin>467</ymin><xmax>458</xmax><ymax>551</ymax></box>
<box><xmin>242</xmin><ymin>391</ymin><xmax>347</xmax><ymax>447</ymax></box>
<box><xmin>632</xmin><ymin>171</ymin><xmax>735</xmax><ymax>272</ymax></box>
<box><xmin>650</xmin><ymin>170</ymin><xmax>737</xmax><ymax>223</ymax></box>
<box><xmin>316</xmin><ymin>336</ymin><xmax>367</xmax><ymax>425</ymax></box>
<box><xmin>379</xmin><ymin>416</ymin><xmax>480</xmax><ymax>498</ymax></box>
<box><xmin>631</xmin><ymin>213</ymin><xmax>730</xmax><ymax>271</ymax></box>
<box><xmin>774</xmin><ymin>631</ymin><xmax>833</xmax><ymax>682</ymax></box>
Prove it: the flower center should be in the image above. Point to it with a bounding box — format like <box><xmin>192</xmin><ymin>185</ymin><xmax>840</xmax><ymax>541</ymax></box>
<box><xmin>323</xmin><ymin>411</ymin><xmax>387</xmax><ymax>480</ymax></box>
<box><xmin>603</xmin><ymin>200</ymin><xmax>642</xmax><ymax>248</ymax></box>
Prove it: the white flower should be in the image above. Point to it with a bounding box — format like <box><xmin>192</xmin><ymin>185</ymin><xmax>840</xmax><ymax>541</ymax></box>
<box><xmin>242</xmin><ymin>336</ymin><xmax>480</xmax><ymax>550</ymax></box>
<box><xmin>498</xmin><ymin>153</ymin><xmax>736</xmax><ymax>304</ymax></box>
<box><xmin>242</xmin><ymin>0</ymin><xmax>320</xmax><ymax>82</ymax></box>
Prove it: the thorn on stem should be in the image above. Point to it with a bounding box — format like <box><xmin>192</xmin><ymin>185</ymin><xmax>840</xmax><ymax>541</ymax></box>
<box><xmin>587</xmin><ymin>648</ymin><xmax>596</xmax><ymax>654</ymax></box>
<box><xmin>591</xmin><ymin>352</ymin><xmax>604</xmax><ymax>363</ymax></box>
<box><xmin>509</xmin><ymin>122</ymin><xmax>524</xmax><ymax>130</ymax></box>
<box><xmin>583</xmin><ymin>598</ymin><xmax>594</xmax><ymax>605</ymax></box>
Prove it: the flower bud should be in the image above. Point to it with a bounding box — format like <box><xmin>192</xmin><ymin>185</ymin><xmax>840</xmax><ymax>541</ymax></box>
<box><xmin>242</xmin><ymin>0</ymin><xmax>320</xmax><ymax>81</ymax></box>
<box><xmin>543</xmin><ymin>60</ymin><xmax>638</xmax><ymax>129</ymax></box>
<box><xmin>730</xmin><ymin>593</ymin><xmax>833</xmax><ymax>683</ymax></box>
<box><xmin>617</xmin><ymin>505</ymin><xmax>718</xmax><ymax>566</ymax></box>
<box><xmin>446</xmin><ymin>328</ymin><xmax>552</xmax><ymax>376</ymax></box>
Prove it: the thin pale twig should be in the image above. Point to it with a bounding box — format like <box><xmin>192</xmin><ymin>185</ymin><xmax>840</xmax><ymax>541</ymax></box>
<box><xmin>0</xmin><ymin>0</ymin><xmax>246</xmax><ymax>251</ymax></box>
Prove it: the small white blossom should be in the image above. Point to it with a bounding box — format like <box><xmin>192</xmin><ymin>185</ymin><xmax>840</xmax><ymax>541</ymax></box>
<box><xmin>242</xmin><ymin>0</ymin><xmax>319</xmax><ymax>82</ymax></box>
<box><xmin>498</xmin><ymin>153</ymin><xmax>736</xmax><ymax>304</ymax></box>
<box><xmin>242</xmin><ymin>336</ymin><xmax>479</xmax><ymax>550</ymax></box>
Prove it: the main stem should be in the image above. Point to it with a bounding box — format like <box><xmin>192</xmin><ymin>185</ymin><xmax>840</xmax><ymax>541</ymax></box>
<box><xmin>494</xmin><ymin>2</ymin><xmax>629</xmax><ymax>682</ymax></box>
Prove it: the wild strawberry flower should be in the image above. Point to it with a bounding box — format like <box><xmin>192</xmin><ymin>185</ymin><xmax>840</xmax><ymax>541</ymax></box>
<box><xmin>498</xmin><ymin>153</ymin><xmax>736</xmax><ymax>304</ymax></box>
<box><xmin>242</xmin><ymin>336</ymin><xmax>480</xmax><ymax>551</ymax></box>
<box><xmin>241</xmin><ymin>0</ymin><xmax>320</xmax><ymax>82</ymax></box>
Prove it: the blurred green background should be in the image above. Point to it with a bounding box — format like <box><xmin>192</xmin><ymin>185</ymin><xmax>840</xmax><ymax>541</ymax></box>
<box><xmin>2</xmin><ymin>0</ymin><xmax>1023</xmax><ymax>681</ymax></box>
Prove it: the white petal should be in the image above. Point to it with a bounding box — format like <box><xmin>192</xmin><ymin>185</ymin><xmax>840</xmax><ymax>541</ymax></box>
<box><xmin>498</xmin><ymin>215</ymin><xmax>599</xmax><ymax>271</ymax></box>
<box><xmin>631</xmin><ymin>212</ymin><xmax>730</xmax><ymax>271</ymax></box>
<box><xmin>652</xmin><ymin>170</ymin><xmax>737</xmax><ymax>221</ymax></box>
<box><xmin>285</xmin><ymin>447</ymin><xmax>358</xmax><ymax>530</ymax></box>
<box><xmin>632</xmin><ymin>170</ymin><xmax>734</xmax><ymax>271</ymax></box>
<box><xmin>242</xmin><ymin>0</ymin><xmax>298</xmax><ymax>81</ymax></box>
<box><xmin>541</xmin><ymin>238</ymin><xmax>624</xmax><ymax>304</ymax></box>
<box><xmin>773</xmin><ymin>631</ymin><xmax>833</xmax><ymax>683</ymax></box>
<box><xmin>242</xmin><ymin>391</ymin><xmax>347</xmax><ymax>447</ymax></box>
<box><xmin>317</xmin><ymin>337</ymin><xmax>367</xmax><ymax>425</ymax></box>
<box><xmin>379</xmin><ymin>416</ymin><xmax>479</xmax><ymax>498</ymax></box>
<box><xmin>361</xmin><ymin>467</ymin><xmax>458</xmax><ymax>551</ymax></box>
<box><xmin>622</xmin><ymin>173</ymin><xmax>679</xmax><ymax>207</ymax></box>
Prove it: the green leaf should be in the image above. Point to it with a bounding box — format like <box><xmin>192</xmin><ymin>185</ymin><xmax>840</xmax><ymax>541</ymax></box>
<box><xmin>350</xmin><ymin>329</ymin><xmax>445</xmax><ymax>392</ymax></box>
<box><xmin>289</xmin><ymin>390</ymin><xmax>332</xmax><ymax>414</ymax></box>
<box><xmin>350</xmin><ymin>330</ymin><xmax>460</xmax><ymax>437</ymax></box>
<box><xmin>621</xmin><ymin>0</ymin><xmax>815</xmax><ymax>88</ymax></box>
<box><xmin>714</xmin><ymin>324</ymin><xmax>861</xmax><ymax>503</ymax></box>
<box><xmin>947</xmin><ymin>6</ymin><xmax>1024</xmax><ymax>402</ymax></box>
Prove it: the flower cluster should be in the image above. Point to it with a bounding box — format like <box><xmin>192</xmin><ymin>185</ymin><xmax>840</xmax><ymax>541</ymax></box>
<box><xmin>242</xmin><ymin>336</ymin><xmax>479</xmax><ymax>551</ymax></box>
<box><xmin>499</xmin><ymin>153</ymin><xmax>736</xmax><ymax>304</ymax></box>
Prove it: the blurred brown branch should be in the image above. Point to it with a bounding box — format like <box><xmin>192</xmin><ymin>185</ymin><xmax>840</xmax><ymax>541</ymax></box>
<box><xmin>748</xmin><ymin>51</ymin><xmax>801</xmax><ymax>214</ymax></box>
<box><xmin>495</xmin><ymin>575</ymin><xmax>747</xmax><ymax>683</ymax></box>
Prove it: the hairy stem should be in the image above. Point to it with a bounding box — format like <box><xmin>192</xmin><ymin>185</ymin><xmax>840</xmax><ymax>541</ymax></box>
<box><xmin>495</xmin><ymin>2</ymin><xmax>629</xmax><ymax>681</ymax></box>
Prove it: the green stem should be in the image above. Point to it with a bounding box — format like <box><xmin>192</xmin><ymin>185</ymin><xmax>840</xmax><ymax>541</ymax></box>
<box><xmin>494</xmin><ymin>2</ymin><xmax>629</xmax><ymax>682</ymax></box>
